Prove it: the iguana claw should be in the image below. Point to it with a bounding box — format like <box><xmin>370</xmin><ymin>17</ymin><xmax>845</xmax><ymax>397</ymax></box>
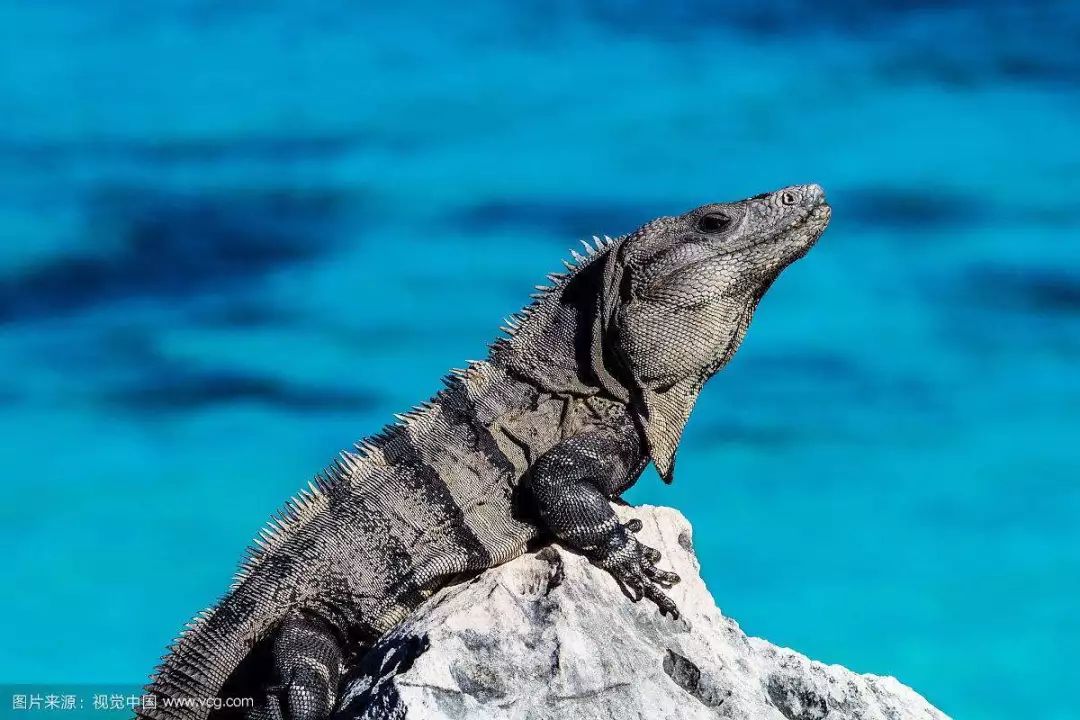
<box><xmin>595</xmin><ymin>520</ymin><xmax>681</xmax><ymax>619</ymax></box>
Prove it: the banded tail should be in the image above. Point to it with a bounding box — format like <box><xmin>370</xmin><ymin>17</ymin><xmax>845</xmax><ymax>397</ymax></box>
<box><xmin>139</xmin><ymin>572</ymin><xmax>299</xmax><ymax>720</ymax></box>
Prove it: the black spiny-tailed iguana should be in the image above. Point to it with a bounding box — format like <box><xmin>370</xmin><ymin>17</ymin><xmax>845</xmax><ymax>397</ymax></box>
<box><xmin>141</xmin><ymin>184</ymin><xmax>832</xmax><ymax>720</ymax></box>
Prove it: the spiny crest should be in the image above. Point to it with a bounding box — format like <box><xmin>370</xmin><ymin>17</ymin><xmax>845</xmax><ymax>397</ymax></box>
<box><xmin>230</xmin><ymin>472</ymin><xmax>336</xmax><ymax>590</ymax></box>
<box><xmin>230</xmin><ymin>360</ymin><xmax>498</xmax><ymax>591</ymax></box>
<box><xmin>495</xmin><ymin>233</ymin><xmax>621</xmax><ymax>345</ymax></box>
<box><xmin>171</xmin><ymin>609</ymin><xmax>210</xmax><ymax>646</ymax></box>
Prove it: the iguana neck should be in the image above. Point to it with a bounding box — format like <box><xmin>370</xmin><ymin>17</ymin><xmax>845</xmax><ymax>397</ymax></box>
<box><xmin>490</xmin><ymin>242</ymin><xmax>632</xmax><ymax>403</ymax></box>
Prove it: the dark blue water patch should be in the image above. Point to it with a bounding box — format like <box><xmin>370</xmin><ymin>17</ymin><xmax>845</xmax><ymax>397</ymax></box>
<box><xmin>188</xmin><ymin>298</ymin><xmax>301</xmax><ymax>329</ymax></box>
<box><xmin>561</xmin><ymin>1</ymin><xmax>1079</xmax><ymax>87</ymax></box>
<box><xmin>106</xmin><ymin>367</ymin><xmax>382</xmax><ymax>414</ymax></box>
<box><xmin>562</xmin><ymin>0</ymin><xmax>1058</xmax><ymax>37</ymax></box>
<box><xmin>926</xmin><ymin>265</ymin><xmax>1080</xmax><ymax>359</ymax></box>
<box><xmin>558</xmin><ymin>0</ymin><xmax>866</xmax><ymax>38</ymax></box>
<box><xmin>964</xmin><ymin>264</ymin><xmax>1080</xmax><ymax>315</ymax></box>
<box><xmin>837</xmin><ymin>185</ymin><xmax>980</xmax><ymax>231</ymax></box>
<box><xmin>68</xmin><ymin>324</ymin><xmax>380</xmax><ymax>414</ymax></box>
<box><xmin>873</xmin><ymin>3</ymin><xmax>1080</xmax><ymax>88</ymax></box>
<box><xmin>0</xmin><ymin>134</ymin><xmax>377</xmax><ymax>171</ymax></box>
<box><xmin>451</xmin><ymin>197</ymin><xmax>676</xmax><ymax>239</ymax></box>
<box><xmin>876</xmin><ymin>43</ymin><xmax>1080</xmax><ymax>89</ymax></box>
<box><xmin>0</xmin><ymin>187</ymin><xmax>349</xmax><ymax>323</ymax></box>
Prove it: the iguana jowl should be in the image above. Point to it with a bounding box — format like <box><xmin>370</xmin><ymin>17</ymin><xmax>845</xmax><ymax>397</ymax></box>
<box><xmin>142</xmin><ymin>184</ymin><xmax>831</xmax><ymax>720</ymax></box>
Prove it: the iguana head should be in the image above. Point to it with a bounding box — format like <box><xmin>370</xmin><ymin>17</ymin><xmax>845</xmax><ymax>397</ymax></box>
<box><xmin>604</xmin><ymin>184</ymin><xmax>831</xmax><ymax>482</ymax></box>
<box><xmin>493</xmin><ymin>183</ymin><xmax>829</xmax><ymax>482</ymax></box>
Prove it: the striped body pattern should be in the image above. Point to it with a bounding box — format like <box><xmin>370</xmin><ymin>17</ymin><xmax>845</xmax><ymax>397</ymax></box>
<box><xmin>141</xmin><ymin>185</ymin><xmax>832</xmax><ymax>720</ymax></box>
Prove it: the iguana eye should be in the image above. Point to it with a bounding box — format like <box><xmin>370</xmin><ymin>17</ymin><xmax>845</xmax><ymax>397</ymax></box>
<box><xmin>781</xmin><ymin>191</ymin><xmax>797</xmax><ymax>205</ymax></box>
<box><xmin>697</xmin><ymin>213</ymin><xmax>731</xmax><ymax>233</ymax></box>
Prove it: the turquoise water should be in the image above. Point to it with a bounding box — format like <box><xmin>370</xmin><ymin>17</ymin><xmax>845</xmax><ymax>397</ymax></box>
<box><xmin>1</xmin><ymin>3</ymin><xmax>1078</xmax><ymax>718</ymax></box>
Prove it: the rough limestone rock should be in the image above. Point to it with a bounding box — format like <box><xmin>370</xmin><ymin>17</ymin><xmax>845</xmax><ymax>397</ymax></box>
<box><xmin>335</xmin><ymin>506</ymin><xmax>949</xmax><ymax>720</ymax></box>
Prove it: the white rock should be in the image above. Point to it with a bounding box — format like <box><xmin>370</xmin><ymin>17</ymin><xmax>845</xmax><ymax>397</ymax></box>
<box><xmin>336</xmin><ymin>505</ymin><xmax>949</xmax><ymax>720</ymax></box>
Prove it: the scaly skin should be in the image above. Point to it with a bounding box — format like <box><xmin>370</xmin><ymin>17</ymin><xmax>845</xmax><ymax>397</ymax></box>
<box><xmin>139</xmin><ymin>184</ymin><xmax>831</xmax><ymax>720</ymax></box>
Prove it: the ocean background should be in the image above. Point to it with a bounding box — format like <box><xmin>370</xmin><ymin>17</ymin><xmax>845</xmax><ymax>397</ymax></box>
<box><xmin>1</xmin><ymin>2</ymin><xmax>1077</xmax><ymax>718</ymax></box>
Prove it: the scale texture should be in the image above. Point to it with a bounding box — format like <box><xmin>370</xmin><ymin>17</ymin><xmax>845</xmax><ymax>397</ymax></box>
<box><xmin>140</xmin><ymin>185</ymin><xmax>832</xmax><ymax>720</ymax></box>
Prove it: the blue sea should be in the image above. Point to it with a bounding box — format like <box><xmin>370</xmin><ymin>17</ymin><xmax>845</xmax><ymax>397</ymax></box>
<box><xmin>1</xmin><ymin>2</ymin><xmax>1077</xmax><ymax>718</ymax></box>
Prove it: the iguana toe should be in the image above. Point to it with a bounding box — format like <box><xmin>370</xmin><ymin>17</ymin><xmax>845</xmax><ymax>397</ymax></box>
<box><xmin>594</xmin><ymin>523</ymin><xmax>682</xmax><ymax>618</ymax></box>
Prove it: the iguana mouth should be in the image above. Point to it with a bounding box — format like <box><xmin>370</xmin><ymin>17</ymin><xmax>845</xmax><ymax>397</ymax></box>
<box><xmin>777</xmin><ymin>200</ymin><xmax>831</xmax><ymax>246</ymax></box>
<box><xmin>790</xmin><ymin>201</ymin><xmax>831</xmax><ymax>232</ymax></box>
<box><xmin>808</xmin><ymin>203</ymin><xmax>832</xmax><ymax>225</ymax></box>
<box><xmin>712</xmin><ymin>200</ymin><xmax>831</xmax><ymax>259</ymax></box>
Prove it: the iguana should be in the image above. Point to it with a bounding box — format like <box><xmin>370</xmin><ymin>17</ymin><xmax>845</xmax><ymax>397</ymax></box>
<box><xmin>141</xmin><ymin>184</ymin><xmax>831</xmax><ymax>720</ymax></box>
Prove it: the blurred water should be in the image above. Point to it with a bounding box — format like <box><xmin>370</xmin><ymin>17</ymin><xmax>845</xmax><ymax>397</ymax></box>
<box><xmin>0</xmin><ymin>2</ymin><xmax>1078</xmax><ymax>718</ymax></box>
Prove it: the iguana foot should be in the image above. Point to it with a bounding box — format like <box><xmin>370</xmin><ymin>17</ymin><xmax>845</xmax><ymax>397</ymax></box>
<box><xmin>593</xmin><ymin>518</ymin><xmax>681</xmax><ymax>619</ymax></box>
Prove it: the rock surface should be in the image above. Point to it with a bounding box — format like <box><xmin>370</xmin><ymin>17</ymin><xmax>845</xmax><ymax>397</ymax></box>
<box><xmin>335</xmin><ymin>506</ymin><xmax>949</xmax><ymax>720</ymax></box>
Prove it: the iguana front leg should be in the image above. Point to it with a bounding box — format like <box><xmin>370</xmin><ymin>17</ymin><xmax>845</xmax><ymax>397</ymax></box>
<box><xmin>528</xmin><ymin>431</ymin><xmax>681</xmax><ymax>617</ymax></box>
